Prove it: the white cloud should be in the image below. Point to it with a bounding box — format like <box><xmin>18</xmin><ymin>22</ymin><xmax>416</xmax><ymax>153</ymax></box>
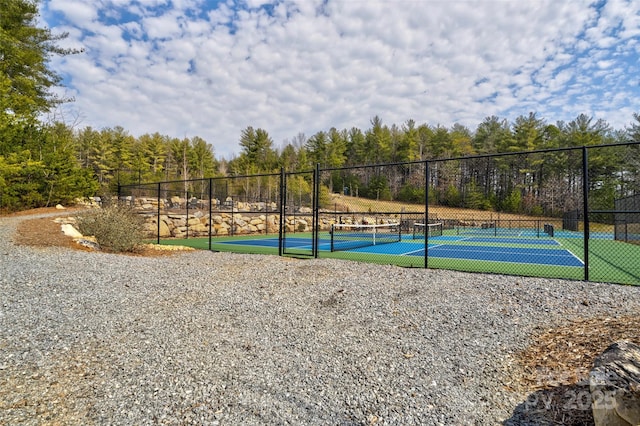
<box><xmin>597</xmin><ymin>59</ymin><xmax>616</xmax><ymax>69</ymax></box>
<box><xmin>43</xmin><ymin>0</ymin><xmax>640</xmax><ymax>158</ymax></box>
<box><xmin>47</xmin><ymin>0</ymin><xmax>98</xmax><ymax>25</ymax></box>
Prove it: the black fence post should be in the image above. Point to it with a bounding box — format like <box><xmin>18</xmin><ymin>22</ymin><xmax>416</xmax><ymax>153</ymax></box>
<box><xmin>424</xmin><ymin>160</ymin><xmax>429</xmax><ymax>269</ymax></box>
<box><xmin>314</xmin><ymin>163</ymin><xmax>320</xmax><ymax>258</ymax></box>
<box><xmin>156</xmin><ymin>182</ymin><xmax>161</xmax><ymax>245</ymax></box>
<box><xmin>230</xmin><ymin>195</ymin><xmax>234</xmax><ymax>237</ymax></box>
<box><xmin>208</xmin><ymin>178</ymin><xmax>212</xmax><ymax>251</ymax></box>
<box><xmin>583</xmin><ymin>146</ymin><xmax>590</xmax><ymax>281</ymax></box>
<box><xmin>186</xmin><ymin>191</ymin><xmax>189</xmax><ymax>239</ymax></box>
<box><xmin>278</xmin><ymin>167</ymin><xmax>285</xmax><ymax>257</ymax></box>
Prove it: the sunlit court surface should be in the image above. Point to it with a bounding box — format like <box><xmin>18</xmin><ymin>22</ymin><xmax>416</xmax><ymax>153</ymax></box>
<box><xmin>218</xmin><ymin>225</ymin><xmax>584</xmax><ymax>267</ymax></box>
<box><xmin>157</xmin><ymin>221</ymin><xmax>638</xmax><ymax>284</ymax></box>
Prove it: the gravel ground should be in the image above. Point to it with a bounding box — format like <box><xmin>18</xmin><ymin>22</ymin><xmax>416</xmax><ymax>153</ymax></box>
<box><xmin>1</xmin><ymin>213</ymin><xmax>640</xmax><ymax>425</ymax></box>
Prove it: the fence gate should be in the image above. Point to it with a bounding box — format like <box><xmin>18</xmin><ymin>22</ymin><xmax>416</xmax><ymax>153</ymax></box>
<box><xmin>279</xmin><ymin>169</ymin><xmax>318</xmax><ymax>257</ymax></box>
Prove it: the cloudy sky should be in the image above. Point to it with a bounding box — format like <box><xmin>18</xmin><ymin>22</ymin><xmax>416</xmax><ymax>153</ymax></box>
<box><xmin>42</xmin><ymin>0</ymin><xmax>640</xmax><ymax>158</ymax></box>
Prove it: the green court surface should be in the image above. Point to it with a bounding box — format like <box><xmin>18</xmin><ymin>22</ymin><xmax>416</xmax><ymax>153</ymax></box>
<box><xmin>559</xmin><ymin>238</ymin><xmax>640</xmax><ymax>284</ymax></box>
<box><xmin>155</xmin><ymin>232</ymin><xmax>640</xmax><ymax>285</ymax></box>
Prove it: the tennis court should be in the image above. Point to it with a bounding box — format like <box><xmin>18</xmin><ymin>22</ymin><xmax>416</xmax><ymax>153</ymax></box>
<box><xmin>212</xmin><ymin>230</ymin><xmax>584</xmax><ymax>268</ymax></box>
<box><xmin>126</xmin><ymin>141</ymin><xmax>640</xmax><ymax>285</ymax></box>
<box><xmin>156</xmin><ymin>221</ymin><xmax>640</xmax><ymax>283</ymax></box>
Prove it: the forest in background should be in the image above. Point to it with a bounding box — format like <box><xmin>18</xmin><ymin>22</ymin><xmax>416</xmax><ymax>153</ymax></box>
<box><xmin>3</xmin><ymin>89</ymin><xmax>640</xmax><ymax>214</ymax></box>
<box><xmin>1</xmin><ymin>0</ymin><xmax>639</xmax><ymax>215</ymax></box>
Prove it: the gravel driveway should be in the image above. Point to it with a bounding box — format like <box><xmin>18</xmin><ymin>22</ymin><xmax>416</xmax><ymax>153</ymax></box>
<box><xmin>1</xmin><ymin>213</ymin><xmax>639</xmax><ymax>425</ymax></box>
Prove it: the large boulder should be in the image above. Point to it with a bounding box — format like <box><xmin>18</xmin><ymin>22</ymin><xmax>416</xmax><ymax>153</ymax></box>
<box><xmin>145</xmin><ymin>219</ymin><xmax>171</xmax><ymax>237</ymax></box>
<box><xmin>590</xmin><ymin>341</ymin><xmax>640</xmax><ymax>426</ymax></box>
<box><xmin>189</xmin><ymin>222</ymin><xmax>208</xmax><ymax>234</ymax></box>
<box><xmin>60</xmin><ymin>223</ymin><xmax>83</xmax><ymax>239</ymax></box>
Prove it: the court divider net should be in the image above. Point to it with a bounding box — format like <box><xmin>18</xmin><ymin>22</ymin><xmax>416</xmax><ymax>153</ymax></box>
<box><xmin>330</xmin><ymin>223</ymin><xmax>401</xmax><ymax>252</ymax></box>
<box><xmin>412</xmin><ymin>222</ymin><xmax>443</xmax><ymax>239</ymax></box>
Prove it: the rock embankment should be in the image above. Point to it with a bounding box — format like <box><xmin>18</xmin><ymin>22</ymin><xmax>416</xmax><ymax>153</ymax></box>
<box><xmin>145</xmin><ymin>212</ymin><xmax>316</xmax><ymax>238</ymax></box>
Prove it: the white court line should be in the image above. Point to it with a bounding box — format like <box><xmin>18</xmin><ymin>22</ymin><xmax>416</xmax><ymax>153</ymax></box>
<box><xmin>400</xmin><ymin>242</ymin><xmax>447</xmax><ymax>256</ymax></box>
<box><xmin>556</xmin><ymin>240</ymin><xmax>586</xmax><ymax>265</ymax></box>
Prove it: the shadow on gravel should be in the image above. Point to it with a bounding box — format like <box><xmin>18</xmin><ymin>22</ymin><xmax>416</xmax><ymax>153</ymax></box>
<box><xmin>504</xmin><ymin>383</ymin><xmax>594</xmax><ymax>426</ymax></box>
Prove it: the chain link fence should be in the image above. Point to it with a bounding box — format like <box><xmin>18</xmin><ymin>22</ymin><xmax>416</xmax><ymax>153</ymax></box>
<box><xmin>119</xmin><ymin>142</ymin><xmax>640</xmax><ymax>285</ymax></box>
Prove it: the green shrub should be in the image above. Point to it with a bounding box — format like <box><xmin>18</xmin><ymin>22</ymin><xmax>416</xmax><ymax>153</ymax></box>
<box><xmin>397</xmin><ymin>183</ymin><xmax>425</xmax><ymax>203</ymax></box>
<box><xmin>76</xmin><ymin>205</ymin><xmax>145</xmax><ymax>252</ymax></box>
<box><xmin>318</xmin><ymin>185</ymin><xmax>331</xmax><ymax>209</ymax></box>
<box><xmin>530</xmin><ymin>205</ymin><xmax>544</xmax><ymax>216</ymax></box>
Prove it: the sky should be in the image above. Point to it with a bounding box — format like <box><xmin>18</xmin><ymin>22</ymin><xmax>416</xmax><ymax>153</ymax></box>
<box><xmin>41</xmin><ymin>0</ymin><xmax>640</xmax><ymax>159</ymax></box>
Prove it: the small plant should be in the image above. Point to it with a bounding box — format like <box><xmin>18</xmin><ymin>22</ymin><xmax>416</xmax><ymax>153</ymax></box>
<box><xmin>530</xmin><ymin>205</ymin><xmax>544</xmax><ymax>217</ymax></box>
<box><xmin>76</xmin><ymin>204</ymin><xmax>145</xmax><ymax>252</ymax></box>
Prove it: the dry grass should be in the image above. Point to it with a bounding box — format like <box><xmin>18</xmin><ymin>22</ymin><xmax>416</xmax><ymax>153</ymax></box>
<box><xmin>330</xmin><ymin>194</ymin><xmax>614</xmax><ymax>232</ymax></box>
<box><xmin>331</xmin><ymin>194</ymin><xmax>550</xmax><ymax>220</ymax></box>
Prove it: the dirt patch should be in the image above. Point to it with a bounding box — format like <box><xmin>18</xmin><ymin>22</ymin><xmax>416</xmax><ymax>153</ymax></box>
<box><xmin>14</xmin><ymin>216</ymin><xmax>83</xmax><ymax>250</ymax></box>
<box><xmin>517</xmin><ymin>315</ymin><xmax>640</xmax><ymax>390</ymax></box>
<box><xmin>506</xmin><ymin>315</ymin><xmax>640</xmax><ymax>424</ymax></box>
<box><xmin>11</xmin><ymin>209</ymin><xmax>182</xmax><ymax>257</ymax></box>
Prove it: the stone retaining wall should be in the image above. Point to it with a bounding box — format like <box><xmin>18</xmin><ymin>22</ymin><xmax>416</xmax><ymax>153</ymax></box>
<box><xmin>142</xmin><ymin>212</ymin><xmax>397</xmax><ymax>239</ymax></box>
<box><xmin>122</xmin><ymin>196</ymin><xmax>279</xmax><ymax>213</ymax></box>
<box><xmin>143</xmin><ymin>213</ymin><xmax>320</xmax><ymax>239</ymax></box>
<box><xmin>103</xmin><ymin>196</ymin><xmax>399</xmax><ymax>239</ymax></box>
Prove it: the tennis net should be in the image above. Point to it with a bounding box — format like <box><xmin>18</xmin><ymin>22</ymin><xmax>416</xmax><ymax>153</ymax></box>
<box><xmin>412</xmin><ymin>222</ymin><xmax>443</xmax><ymax>239</ymax></box>
<box><xmin>330</xmin><ymin>223</ymin><xmax>401</xmax><ymax>252</ymax></box>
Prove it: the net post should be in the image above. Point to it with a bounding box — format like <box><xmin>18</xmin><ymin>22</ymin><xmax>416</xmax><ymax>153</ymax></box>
<box><xmin>625</xmin><ymin>221</ymin><xmax>628</xmax><ymax>243</ymax></box>
<box><xmin>330</xmin><ymin>224</ymin><xmax>335</xmax><ymax>252</ymax></box>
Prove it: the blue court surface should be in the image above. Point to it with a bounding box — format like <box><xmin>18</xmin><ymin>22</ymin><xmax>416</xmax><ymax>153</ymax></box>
<box><xmin>405</xmin><ymin>244</ymin><xmax>583</xmax><ymax>266</ymax></box>
<box><xmin>218</xmin><ymin>235</ymin><xmax>584</xmax><ymax>267</ymax></box>
<box><xmin>450</xmin><ymin>236</ymin><xmax>560</xmax><ymax>245</ymax></box>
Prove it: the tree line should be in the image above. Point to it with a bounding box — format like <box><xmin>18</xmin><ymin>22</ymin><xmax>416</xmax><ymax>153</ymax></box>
<box><xmin>227</xmin><ymin>113</ymin><xmax>640</xmax><ymax>217</ymax></box>
<box><xmin>2</xmin><ymin>96</ymin><xmax>640</xmax><ymax>213</ymax></box>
